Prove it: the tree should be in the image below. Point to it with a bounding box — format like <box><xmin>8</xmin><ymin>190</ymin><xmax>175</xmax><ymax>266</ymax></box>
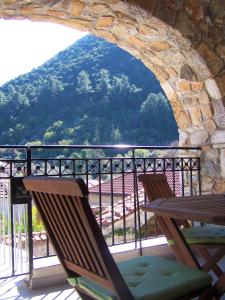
<box><xmin>48</xmin><ymin>76</ymin><xmax>64</xmax><ymax>95</ymax></box>
<box><xmin>43</xmin><ymin>130</ymin><xmax>56</xmax><ymax>143</ymax></box>
<box><xmin>96</xmin><ymin>69</ymin><xmax>111</xmax><ymax>94</ymax></box>
<box><xmin>111</xmin><ymin>125</ymin><xmax>122</xmax><ymax>144</ymax></box>
<box><xmin>94</xmin><ymin>125</ymin><xmax>101</xmax><ymax>144</ymax></box>
<box><xmin>16</xmin><ymin>92</ymin><xmax>30</xmax><ymax>107</ymax></box>
<box><xmin>112</xmin><ymin>74</ymin><xmax>141</xmax><ymax>95</ymax></box>
<box><xmin>76</xmin><ymin>71</ymin><xmax>93</xmax><ymax>94</ymax></box>
<box><xmin>0</xmin><ymin>91</ymin><xmax>7</xmax><ymax>107</ymax></box>
<box><xmin>140</xmin><ymin>93</ymin><xmax>159</xmax><ymax>114</ymax></box>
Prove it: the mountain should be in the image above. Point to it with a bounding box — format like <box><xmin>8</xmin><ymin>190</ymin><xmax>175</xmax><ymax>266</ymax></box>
<box><xmin>0</xmin><ymin>35</ymin><xmax>178</xmax><ymax>148</ymax></box>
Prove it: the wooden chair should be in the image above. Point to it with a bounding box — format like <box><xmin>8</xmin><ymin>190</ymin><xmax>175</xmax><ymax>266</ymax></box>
<box><xmin>23</xmin><ymin>177</ymin><xmax>213</xmax><ymax>300</ymax></box>
<box><xmin>138</xmin><ymin>174</ymin><xmax>225</xmax><ymax>278</ymax></box>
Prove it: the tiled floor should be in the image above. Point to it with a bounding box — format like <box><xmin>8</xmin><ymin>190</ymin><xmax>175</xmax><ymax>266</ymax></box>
<box><xmin>1</xmin><ymin>242</ymin><xmax>225</xmax><ymax>300</ymax></box>
<box><xmin>0</xmin><ymin>276</ymin><xmax>79</xmax><ymax>300</ymax></box>
<box><xmin>1</xmin><ymin>268</ymin><xmax>225</xmax><ymax>300</ymax></box>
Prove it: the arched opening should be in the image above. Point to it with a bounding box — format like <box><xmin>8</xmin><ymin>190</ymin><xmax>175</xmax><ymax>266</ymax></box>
<box><xmin>0</xmin><ymin>0</ymin><xmax>224</xmax><ymax>192</ymax></box>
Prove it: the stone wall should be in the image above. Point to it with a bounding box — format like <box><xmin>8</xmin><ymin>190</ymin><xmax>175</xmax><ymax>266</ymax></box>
<box><xmin>0</xmin><ymin>0</ymin><xmax>224</xmax><ymax>192</ymax></box>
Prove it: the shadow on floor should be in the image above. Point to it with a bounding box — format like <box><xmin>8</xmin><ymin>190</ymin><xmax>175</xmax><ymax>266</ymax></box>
<box><xmin>0</xmin><ymin>276</ymin><xmax>79</xmax><ymax>300</ymax></box>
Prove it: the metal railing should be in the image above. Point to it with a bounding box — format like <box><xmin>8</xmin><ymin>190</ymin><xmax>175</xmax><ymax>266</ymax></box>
<box><xmin>0</xmin><ymin>145</ymin><xmax>201</xmax><ymax>279</ymax></box>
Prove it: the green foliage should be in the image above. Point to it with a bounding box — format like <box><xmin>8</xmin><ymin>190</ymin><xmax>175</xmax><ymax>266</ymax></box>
<box><xmin>32</xmin><ymin>206</ymin><xmax>45</xmax><ymax>232</ymax></box>
<box><xmin>0</xmin><ymin>207</ymin><xmax>45</xmax><ymax>235</ymax></box>
<box><xmin>126</xmin><ymin>149</ymin><xmax>151</xmax><ymax>158</ymax></box>
<box><xmin>76</xmin><ymin>70</ymin><xmax>93</xmax><ymax>94</ymax></box>
<box><xmin>0</xmin><ymin>212</ymin><xmax>9</xmax><ymax>234</ymax></box>
<box><xmin>48</xmin><ymin>75</ymin><xmax>64</xmax><ymax>95</ymax></box>
<box><xmin>111</xmin><ymin>126</ymin><xmax>122</xmax><ymax>144</ymax></box>
<box><xmin>0</xmin><ymin>91</ymin><xmax>7</xmax><ymax>106</ymax></box>
<box><xmin>0</xmin><ymin>35</ymin><xmax>178</xmax><ymax>149</ymax></box>
<box><xmin>43</xmin><ymin>130</ymin><xmax>56</xmax><ymax>142</ymax></box>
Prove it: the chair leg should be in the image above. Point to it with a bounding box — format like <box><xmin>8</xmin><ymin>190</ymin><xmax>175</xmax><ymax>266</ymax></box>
<box><xmin>212</xmin><ymin>273</ymin><xmax>225</xmax><ymax>299</ymax></box>
<box><xmin>197</xmin><ymin>247</ymin><xmax>224</xmax><ymax>278</ymax></box>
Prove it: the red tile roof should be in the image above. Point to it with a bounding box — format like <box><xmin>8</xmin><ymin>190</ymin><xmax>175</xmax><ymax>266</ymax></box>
<box><xmin>92</xmin><ymin>171</ymin><xmax>181</xmax><ymax>227</ymax></box>
<box><xmin>89</xmin><ymin>173</ymin><xmax>143</xmax><ymax>196</ymax></box>
<box><xmin>89</xmin><ymin>172</ymin><xmax>181</xmax><ymax>196</ymax></box>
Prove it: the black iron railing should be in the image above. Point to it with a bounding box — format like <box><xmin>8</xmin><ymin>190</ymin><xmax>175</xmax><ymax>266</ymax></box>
<box><xmin>0</xmin><ymin>145</ymin><xmax>201</xmax><ymax>279</ymax></box>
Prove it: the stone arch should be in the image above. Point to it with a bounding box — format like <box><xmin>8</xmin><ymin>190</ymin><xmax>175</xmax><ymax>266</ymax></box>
<box><xmin>0</xmin><ymin>0</ymin><xmax>224</xmax><ymax>192</ymax></box>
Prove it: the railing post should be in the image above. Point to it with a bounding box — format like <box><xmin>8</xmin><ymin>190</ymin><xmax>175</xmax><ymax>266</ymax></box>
<box><xmin>27</xmin><ymin>146</ymin><xmax>33</xmax><ymax>281</ymax></box>
<box><xmin>198</xmin><ymin>157</ymin><xmax>202</xmax><ymax>195</ymax></box>
<box><xmin>132</xmin><ymin>148</ymin><xmax>142</xmax><ymax>255</ymax></box>
<box><xmin>27</xmin><ymin>146</ymin><xmax>32</xmax><ymax>177</ymax></box>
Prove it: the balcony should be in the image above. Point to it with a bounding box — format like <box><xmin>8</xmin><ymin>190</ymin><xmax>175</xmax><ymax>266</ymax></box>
<box><xmin>0</xmin><ymin>144</ymin><xmax>205</xmax><ymax>298</ymax></box>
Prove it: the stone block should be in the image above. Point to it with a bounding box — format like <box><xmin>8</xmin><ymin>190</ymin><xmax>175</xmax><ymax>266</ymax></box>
<box><xmin>89</xmin><ymin>4</ymin><xmax>109</xmax><ymax>15</ymax></box>
<box><xmin>213</xmin><ymin>99</ymin><xmax>225</xmax><ymax>128</ymax></box>
<box><xmin>201</xmin><ymin>104</ymin><xmax>212</xmax><ymax>120</ymax></box>
<box><xmin>165</xmin><ymin>67</ymin><xmax>178</xmax><ymax>77</ymax></box>
<box><xmin>67</xmin><ymin>18</ymin><xmax>92</xmax><ymax>31</ymax></box>
<box><xmin>149</xmin><ymin>64</ymin><xmax>169</xmax><ymax>82</ymax></box>
<box><xmin>96</xmin><ymin>16</ymin><xmax>114</xmax><ymax>28</ymax></box>
<box><xmin>128</xmin><ymin>36</ymin><xmax>149</xmax><ymax>49</ymax></box>
<box><xmin>198</xmin><ymin>90</ymin><xmax>210</xmax><ymax>104</ymax></box>
<box><xmin>161</xmin><ymin>82</ymin><xmax>174</xmax><ymax>99</ymax></box>
<box><xmin>180</xmin><ymin>64</ymin><xmax>197</xmax><ymax>81</ymax></box>
<box><xmin>183</xmin><ymin>96</ymin><xmax>199</xmax><ymax>106</ymax></box>
<box><xmin>189</xmin><ymin>107</ymin><xmax>202</xmax><ymax>126</ymax></box>
<box><xmin>213</xmin><ymin>180</ymin><xmax>225</xmax><ymax>193</ymax></box>
<box><xmin>203</xmin><ymin>148</ymin><xmax>219</xmax><ymax>164</ymax></box>
<box><xmin>190</xmin><ymin>130</ymin><xmax>209</xmax><ymax>146</ymax></box>
<box><xmin>201</xmin><ymin>160</ymin><xmax>220</xmax><ymax>179</ymax></box>
<box><xmin>97</xmin><ymin>30</ymin><xmax>117</xmax><ymax>43</ymax></box>
<box><xmin>138</xmin><ymin>24</ymin><xmax>158</xmax><ymax>36</ymax></box>
<box><xmin>178</xmin><ymin>129</ymin><xmax>188</xmax><ymax>146</ymax></box>
<box><xmin>221</xmin><ymin>149</ymin><xmax>225</xmax><ymax>178</ymax></box>
<box><xmin>188</xmin><ymin>50</ymin><xmax>212</xmax><ymax>81</ymax></box>
<box><xmin>48</xmin><ymin>10</ymin><xmax>67</xmax><ymax>18</ymax></box>
<box><xmin>205</xmin><ymin>78</ymin><xmax>221</xmax><ymax>100</ymax></box>
<box><xmin>176</xmin><ymin>111</ymin><xmax>190</xmax><ymax>130</ymax></box>
<box><xmin>71</xmin><ymin>2</ymin><xmax>85</xmax><ymax>17</ymax></box>
<box><xmin>201</xmin><ymin>176</ymin><xmax>215</xmax><ymax>193</ymax></box>
<box><xmin>191</xmin><ymin>82</ymin><xmax>204</xmax><ymax>91</ymax></box>
<box><xmin>205</xmin><ymin>119</ymin><xmax>217</xmax><ymax>134</ymax></box>
<box><xmin>178</xmin><ymin>81</ymin><xmax>191</xmax><ymax>91</ymax></box>
<box><xmin>149</xmin><ymin>41</ymin><xmax>171</xmax><ymax>52</ymax></box>
<box><xmin>211</xmin><ymin>130</ymin><xmax>225</xmax><ymax>144</ymax></box>
<box><xmin>19</xmin><ymin>5</ymin><xmax>37</xmax><ymax>15</ymax></box>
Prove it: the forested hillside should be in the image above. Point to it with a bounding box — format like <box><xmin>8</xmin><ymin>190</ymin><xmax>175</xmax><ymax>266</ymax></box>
<box><xmin>0</xmin><ymin>35</ymin><xmax>178</xmax><ymax>147</ymax></box>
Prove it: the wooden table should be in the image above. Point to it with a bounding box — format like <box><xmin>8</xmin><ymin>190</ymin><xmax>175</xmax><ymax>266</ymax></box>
<box><xmin>143</xmin><ymin>193</ymin><xmax>225</xmax><ymax>297</ymax></box>
<box><xmin>145</xmin><ymin>194</ymin><xmax>225</xmax><ymax>225</ymax></box>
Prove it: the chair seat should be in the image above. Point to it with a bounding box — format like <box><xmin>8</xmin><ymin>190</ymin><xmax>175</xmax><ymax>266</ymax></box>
<box><xmin>167</xmin><ymin>226</ymin><xmax>225</xmax><ymax>246</ymax></box>
<box><xmin>182</xmin><ymin>226</ymin><xmax>225</xmax><ymax>244</ymax></box>
<box><xmin>68</xmin><ymin>256</ymin><xmax>211</xmax><ymax>300</ymax></box>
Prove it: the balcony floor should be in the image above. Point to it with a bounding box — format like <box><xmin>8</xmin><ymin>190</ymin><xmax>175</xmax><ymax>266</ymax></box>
<box><xmin>0</xmin><ymin>276</ymin><xmax>79</xmax><ymax>299</ymax></box>
<box><xmin>1</xmin><ymin>241</ymin><xmax>225</xmax><ymax>300</ymax></box>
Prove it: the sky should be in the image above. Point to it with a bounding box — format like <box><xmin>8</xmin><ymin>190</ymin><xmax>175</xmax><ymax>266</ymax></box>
<box><xmin>0</xmin><ymin>19</ymin><xmax>87</xmax><ymax>86</ymax></box>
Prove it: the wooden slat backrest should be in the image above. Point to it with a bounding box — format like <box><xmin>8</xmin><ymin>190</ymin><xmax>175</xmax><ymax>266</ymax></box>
<box><xmin>138</xmin><ymin>174</ymin><xmax>175</xmax><ymax>201</ymax></box>
<box><xmin>138</xmin><ymin>174</ymin><xmax>187</xmax><ymax>227</ymax></box>
<box><xmin>23</xmin><ymin>177</ymin><xmax>134</xmax><ymax>300</ymax></box>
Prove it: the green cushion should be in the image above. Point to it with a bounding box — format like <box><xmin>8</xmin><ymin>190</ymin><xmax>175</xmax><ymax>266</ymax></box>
<box><xmin>68</xmin><ymin>256</ymin><xmax>211</xmax><ymax>300</ymax></box>
<box><xmin>168</xmin><ymin>226</ymin><xmax>225</xmax><ymax>246</ymax></box>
